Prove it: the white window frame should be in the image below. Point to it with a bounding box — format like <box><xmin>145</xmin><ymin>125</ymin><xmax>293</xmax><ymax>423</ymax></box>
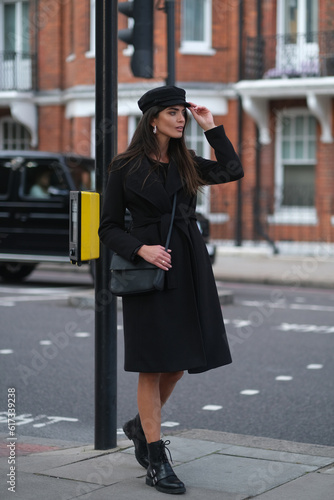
<box><xmin>85</xmin><ymin>0</ymin><xmax>95</xmax><ymax>58</ymax></box>
<box><xmin>268</xmin><ymin>109</ymin><xmax>318</xmax><ymax>225</ymax></box>
<box><xmin>0</xmin><ymin>0</ymin><xmax>28</xmax><ymax>53</ymax></box>
<box><xmin>179</xmin><ymin>0</ymin><xmax>216</xmax><ymax>56</ymax></box>
<box><xmin>128</xmin><ymin>115</ymin><xmax>140</xmax><ymax>144</ymax></box>
<box><xmin>185</xmin><ymin>117</ymin><xmax>210</xmax><ymax>214</ymax></box>
<box><xmin>90</xmin><ymin>116</ymin><xmax>95</xmax><ymax>157</ymax></box>
<box><xmin>276</xmin><ymin>0</ymin><xmax>319</xmax><ymax>76</ymax></box>
<box><xmin>0</xmin><ymin>0</ymin><xmax>32</xmax><ymax>89</ymax></box>
<box><xmin>0</xmin><ymin>117</ymin><xmax>30</xmax><ymax>150</ymax></box>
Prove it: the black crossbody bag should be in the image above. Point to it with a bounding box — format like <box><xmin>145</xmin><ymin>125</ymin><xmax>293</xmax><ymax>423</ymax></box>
<box><xmin>110</xmin><ymin>193</ymin><xmax>177</xmax><ymax>296</ymax></box>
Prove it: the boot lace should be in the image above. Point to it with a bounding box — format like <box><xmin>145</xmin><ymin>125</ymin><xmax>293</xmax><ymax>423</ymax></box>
<box><xmin>160</xmin><ymin>439</ymin><xmax>173</xmax><ymax>464</ymax></box>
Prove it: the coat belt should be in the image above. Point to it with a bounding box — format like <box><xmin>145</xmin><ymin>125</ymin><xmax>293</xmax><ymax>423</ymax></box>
<box><xmin>132</xmin><ymin>213</ymin><xmax>197</xmax><ymax>244</ymax></box>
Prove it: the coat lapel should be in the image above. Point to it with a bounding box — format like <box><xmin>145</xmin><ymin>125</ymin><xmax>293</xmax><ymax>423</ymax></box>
<box><xmin>125</xmin><ymin>156</ymin><xmax>183</xmax><ymax>210</ymax></box>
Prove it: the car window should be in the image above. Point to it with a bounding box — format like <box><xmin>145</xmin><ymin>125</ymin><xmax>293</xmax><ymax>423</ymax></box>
<box><xmin>65</xmin><ymin>157</ymin><xmax>95</xmax><ymax>191</ymax></box>
<box><xmin>0</xmin><ymin>160</ymin><xmax>13</xmax><ymax>198</ymax></box>
<box><xmin>20</xmin><ymin>160</ymin><xmax>71</xmax><ymax>199</ymax></box>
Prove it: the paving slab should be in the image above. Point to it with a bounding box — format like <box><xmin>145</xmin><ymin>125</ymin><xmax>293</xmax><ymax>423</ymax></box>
<box><xmin>175</xmin><ymin>453</ymin><xmax>316</xmax><ymax>497</ymax></box>
<box><xmin>39</xmin><ymin>451</ymin><xmax>146</xmax><ymax>486</ymax></box>
<box><xmin>75</xmin><ymin>476</ymin><xmax>246</xmax><ymax>500</ymax></box>
<box><xmin>253</xmin><ymin>470</ymin><xmax>334</xmax><ymax>499</ymax></box>
<box><xmin>2</xmin><ymin>471</ymin><xmax>102</xmax><ymax>500</ymax></box>
<box><xmin>16</xmin><ymin>444</ymin><xmax>114</xmax><ymax>473</ymax></box>
<box><xmin>178</xmin><ymin>429</ymin><xmax>334</xmax><ymax>457</ymax></box>
<box><xmin>122</xmin><ymin>435</ymin><xmax>231</xmax><ymax>463</ymax></box>
<box><xmin>218</xmin><ymin>444</ymin><xmax>334</xmax><ymax>467</ymax></box>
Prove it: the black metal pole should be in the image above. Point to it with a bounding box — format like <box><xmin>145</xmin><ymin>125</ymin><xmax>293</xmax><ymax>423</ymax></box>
<box><xmin>94</xmin><ymin>0</ymin><xmax>118</xmax><ymax>450</ymax></box>
<box><xmin>235</xmin><ymin>0</ymin><xmax>244</xmax><ymax>246</ymax></box>
<box><xmin>165</xmin><ymin>0</ymin><xmax>175</xmax><ymax>85</ymax></box>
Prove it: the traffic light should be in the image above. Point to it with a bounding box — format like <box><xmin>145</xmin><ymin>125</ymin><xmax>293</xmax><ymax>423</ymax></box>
<box><xmin>118</xmin><ymin>0</ymin><xmax>154</xmax><ymax>79</ymax></box>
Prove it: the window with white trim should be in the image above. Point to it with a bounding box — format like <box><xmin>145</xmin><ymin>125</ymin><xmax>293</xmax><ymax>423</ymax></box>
<box><xmin>0</xmin><ymin>0</ymin><xmax>31</xmax><ymax>89</ymax></box>
<box><xmin>0</xmin><ymin>117</ymin><xmax>30</xmax><ymax>150</ymax></box>
<box><xmin>185</xmin><ymin>118</ymin><xmax>210</xmax><ymax>213</ymax></box>
<box><xmin>85</xmin><ymin>0</ymin><xmax>95</xmax><ymax>57</ymax></box>
<box><xmin>270</xmin><ymin>111</ymin><xmax>317</xmax><ymax>224</ymax></box>
<box><xmin>180</xmin><ymin>0</ymin><xmax>215</xmax><ymax>55</ymax></box>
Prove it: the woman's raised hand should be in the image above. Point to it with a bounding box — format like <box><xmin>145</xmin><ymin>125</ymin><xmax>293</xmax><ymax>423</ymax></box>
<box><xmin>188</xmin><ymin>102</ymin><xmax>216</xmax><ymax>131</ymax></box>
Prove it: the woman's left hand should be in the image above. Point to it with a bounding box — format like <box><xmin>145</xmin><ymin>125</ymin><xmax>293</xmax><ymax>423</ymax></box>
<box><xmin>188</xmin><ymin>102</ymin><xmax>216</xmax><ymax>131</ymax></box>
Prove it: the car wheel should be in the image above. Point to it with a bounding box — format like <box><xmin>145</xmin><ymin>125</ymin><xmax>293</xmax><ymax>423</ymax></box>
<box><xmin>0</xmin><ymin>263</ymin><xmax>36</xmax><ymax>282</ymax></box>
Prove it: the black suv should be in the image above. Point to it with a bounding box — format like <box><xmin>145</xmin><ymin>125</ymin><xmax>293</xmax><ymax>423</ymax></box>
<box><xmin>0</xmin><ymin>151</ymin><xmax>95</xmax><ymax>281</ymax></box>
<box><xmin>0</xmin><ymin>151</ymin><xmax>215</xmax><ymax>282</ymax></box>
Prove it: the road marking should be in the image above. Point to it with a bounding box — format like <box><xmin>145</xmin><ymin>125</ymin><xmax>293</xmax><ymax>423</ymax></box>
<box><xmin>0</xmin><ymin>412</ymin><xmax>78</xmax><ymax>427</ymax></box>
<box><xmin>290</xmin><ymin>304</ymin><xmax>334</xmax><ymax>312</ymax></box>
<box><xmin>240</xmin><ymin>390</ymin><xmax>260</xmax><ymax>396</ymax></box>
<box><xmin>275</xmin><ymin>376</ymin><xmax>293</xmax><ymax>381</ymax></box>
<box><xmin>39</xmin><ymin>341</ymin><xmax>52</xmax><ymax>345</ymax></box>
<box><xmin>0</xmin><ymin>286</ymin><xmax>91</xmax><ymax>306</ymax></box>
<box><xmin>307</xmin><ymin>364</ymin><xmax>323</xmax><ymax>369</ymax></box>
<box><xmin>276</xmin><ymin>323</ymin><xmax>334</xmax><ymax>334</ymax></box>
<box><xmin>74</xmin><ymin>332</ymin><xmax>90</xmax><ymax>338</ymax></box>
<box><xmin>0</xmin><ymin>301</ymin><xmax>14</xmax><ymax>307</ymax></box>
<box><xmin>241</xmin><ymin>300</ymin><xmax>334</xmax><ymax>313</ymax></box>
<box><xmin>224</xmin><ymin>319</ymin><xmax>252</xmax><ymax>328</ymax></box>
<box><xmin>202</xmin><ymin>405</ymin><xmax>223</xmax><ymax>411</ymax></box>
<box><xmin>0</xmin><ymin>349</ymin><xmax>13</xmax><ymax>354</ymax></box>
<box><xmin>161</xmin><ymin>421</ymin><xmax>180</xmax><ymax>428</ymax></box>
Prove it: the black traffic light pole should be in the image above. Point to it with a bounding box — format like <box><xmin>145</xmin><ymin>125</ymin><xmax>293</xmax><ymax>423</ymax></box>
<box><xmin>94</xmin><ymin>0</ymin><xmax>118</xmax><ymax>450</ymax></box>
<box><xmin>165</xmin><ymin>0</ymin><xmax>175</xmax><ymax>86</ymax></box>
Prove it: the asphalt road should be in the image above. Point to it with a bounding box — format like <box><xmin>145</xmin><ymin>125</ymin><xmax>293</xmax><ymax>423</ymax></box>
<box><xmin>0</xmin><ymin>265</ymin><xmax>333</xmax><ymax>447</ymax></box>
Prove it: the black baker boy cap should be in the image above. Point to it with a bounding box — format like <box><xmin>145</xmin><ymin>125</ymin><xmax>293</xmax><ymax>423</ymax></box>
<box><xmin>138</xmin><ymin>85</ymin><xmax>191</xmax><ymax>114</ymax></box>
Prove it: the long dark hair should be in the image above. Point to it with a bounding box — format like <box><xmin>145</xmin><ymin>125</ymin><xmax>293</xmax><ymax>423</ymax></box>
<box><xmin>109</xmin><ymin>105</ymin><xmax>205</xmax><ymax>195</ymax></box>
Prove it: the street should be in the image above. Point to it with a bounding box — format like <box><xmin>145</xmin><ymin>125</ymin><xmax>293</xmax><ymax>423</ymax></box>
<box><xmin>0</xmin><ymin>265</ymin><xmax>333</xmax><ymax>447</ymax></box>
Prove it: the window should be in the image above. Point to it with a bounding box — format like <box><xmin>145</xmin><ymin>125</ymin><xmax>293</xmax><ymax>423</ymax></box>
<box><xmin>276</xmin><ymin>0</ymin><xmax>319</xmax><ymax>76</ymax></box>
<box><xmin>0</xmin><ymin>159</ymin><xmax>13</xmax><ymax>197</ymax></box>
<box><xmin>271</xmin><ymin>111</ymin><xmax>317</xmax><ymax>224</ymax></box>
<box><xmin>86</xmin><ymin>0</ymin><xmax>95</xmax><ymax>57</ymax></box>
<box><xmin>0</xmin><ymin>118</ymin><xmax>30</xmax><ymax>150</ymax></box>
<box><xmin>180</xmin><ymin>0</ymin><xmax>215</xmax><ymax>55</ymax></box>
<box><xmin>185</xmin><ymin>118</ymin><xmax>210</xmax><ymax>214</ymax></box>
<box><xmin>0</xmin><ymin>1</ymin><xmax>31</xmax><ymax>89</ymax></box>
<box><xmin>21</xmin><ymin>160</ymin><xmax>70</xmax><ymax>199</ymax></box>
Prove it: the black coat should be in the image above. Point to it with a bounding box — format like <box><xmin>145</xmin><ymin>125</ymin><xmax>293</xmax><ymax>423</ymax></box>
<box><xmin>99</xmin><ymin>125</ymin><xmax>244</xmax><ymax>373</ymax></box>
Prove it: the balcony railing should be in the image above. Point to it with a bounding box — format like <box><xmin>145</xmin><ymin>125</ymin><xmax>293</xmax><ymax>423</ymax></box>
<box><xmin>244</xmin><ymin>31</ymin><xmax>334</xmax><ymax>80</ymax></box>
<box><xmin>0</xmin><ymin>52</ymin><xmax>36</xmax><ymax>91</ymax></box>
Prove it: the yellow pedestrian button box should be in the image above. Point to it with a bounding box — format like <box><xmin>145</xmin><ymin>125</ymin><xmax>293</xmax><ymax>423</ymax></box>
<box><xmin>69</xmin><ymin>191</ymin><xmax>100</xmax><ymax>265</ymax></box>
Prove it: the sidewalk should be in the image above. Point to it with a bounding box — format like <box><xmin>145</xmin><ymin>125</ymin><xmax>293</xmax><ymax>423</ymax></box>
<box><xmin>212</xmin><ymin>247</ymin><xmax>334</xmax><ymax>289</ymax></box>
<box><xmin>14</xmin><ymin>251</ymin><xmax>333</xmax><ymax>499</ymax></box>
<box><xmin>67</xmin><ymin>247</ymin><xmax>334</xmax><ymax>311</ymax></box>
<box><xmin>1</xmin><ymin>429</ymin><xmax>334</xmax><ymax>499</ymax></box>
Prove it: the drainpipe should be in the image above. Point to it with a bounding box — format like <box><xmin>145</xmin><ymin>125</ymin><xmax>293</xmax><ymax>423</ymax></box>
<box><xmin>253</xmin><ymin>0</ymin><xmax>279</xmax><ymax>253</ymax></box>
<box><xmin>235</xmin><ymin>0</ymin><xmax>243</xmax><ymax>246</ymax></box>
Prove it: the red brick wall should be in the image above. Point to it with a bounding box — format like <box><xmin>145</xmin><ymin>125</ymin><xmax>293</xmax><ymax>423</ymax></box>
<box><xmin>29</xmin><ymin>0</ymin><xmax>334</xmax><ymax>245</ymax></box>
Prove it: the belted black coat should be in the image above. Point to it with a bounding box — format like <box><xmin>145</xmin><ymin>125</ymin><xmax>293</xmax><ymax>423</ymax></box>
<box><xmin>99</xmin><ymin>125</ymin><xmax>244</xmax><ymax>373</ymax></box>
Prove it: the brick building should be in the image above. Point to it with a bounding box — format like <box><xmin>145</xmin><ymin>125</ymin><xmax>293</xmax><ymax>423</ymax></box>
<box><xmin>1</xmin><ymin>0</ymin><xmax>334</xmax><ymax>252</ymax></box>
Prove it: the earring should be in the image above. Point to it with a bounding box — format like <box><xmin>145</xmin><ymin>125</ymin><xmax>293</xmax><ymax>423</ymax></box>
<box><xmin>153</xmin><ymin>125</ymin><xmax>157</xmax><ymax>134</ymax></box>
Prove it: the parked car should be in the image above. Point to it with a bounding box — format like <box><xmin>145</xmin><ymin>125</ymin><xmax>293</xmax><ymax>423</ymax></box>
<box><xmin>0</xmin><ymin>150</ymin><xmax>215</xmax><ymax>282</ymax></box>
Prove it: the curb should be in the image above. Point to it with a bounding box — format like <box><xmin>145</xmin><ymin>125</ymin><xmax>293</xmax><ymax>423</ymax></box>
<box><xmin>67</xmin><ymin>284</ymin><xmax>234</xmax><ymax>309</ymax></box>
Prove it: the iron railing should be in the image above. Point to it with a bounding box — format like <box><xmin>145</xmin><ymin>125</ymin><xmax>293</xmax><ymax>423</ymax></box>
<box><xmin>0</xmin><ymin>52</ymin><xmax>36</xmax><ymax>91</ymax></box>
<box><xmin>244</xmin><ymin>31</ymin><xmax>334</xmax><ymax>80</ymax></box>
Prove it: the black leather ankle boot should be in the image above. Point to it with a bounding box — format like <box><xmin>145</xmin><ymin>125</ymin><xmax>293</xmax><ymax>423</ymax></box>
<box><xmin>146</xmin><ymin>439</ymin><xmax>186</xmax><ymax>494</ymax></box>
<box><xmin>123</xmin><ymin>414</ymin><xmax>149</xmax><ymax>469</ymax></box>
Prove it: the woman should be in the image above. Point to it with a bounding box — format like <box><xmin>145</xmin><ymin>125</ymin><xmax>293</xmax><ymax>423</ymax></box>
<box><xmin>99</xmin><ymin>85</ymin><xmax>244</xmax><ymax>494</ymax></box>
